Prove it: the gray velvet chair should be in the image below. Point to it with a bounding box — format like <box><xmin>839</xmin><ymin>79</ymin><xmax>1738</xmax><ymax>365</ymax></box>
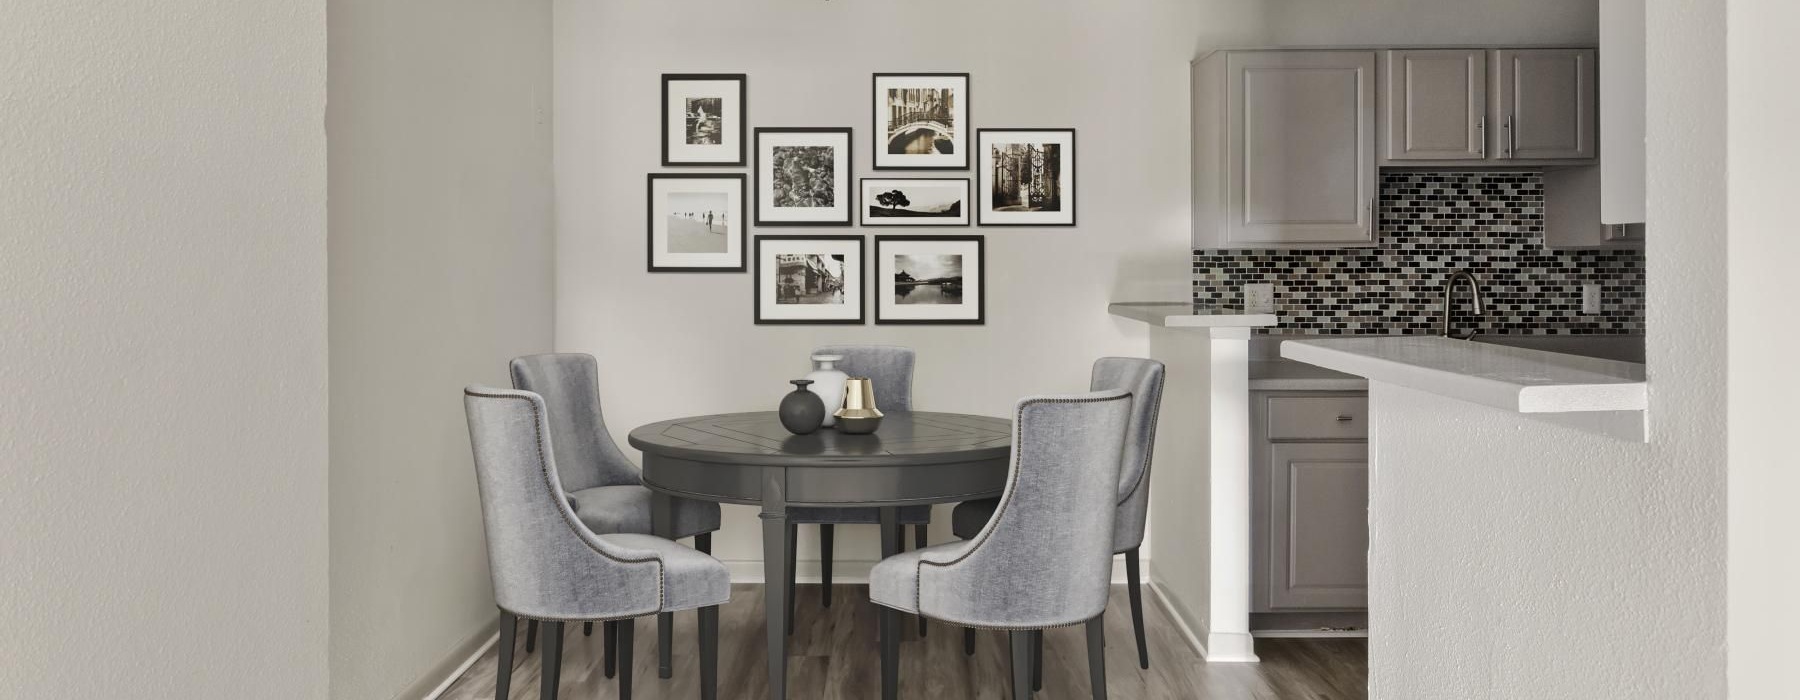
<box><xmin>870</xmin><ymin>389</ymin><xmax>1135</xmax><ymax>700</ymax></box>
<box><xmin>950</xmin><ymin>357</ymin><xmax>1165</xmax><ymax>669</ymax></box>
<box><xmin>509</xmin><ymin>353</ymin><xmax>722</xmax><ymax>677</ymax></box>
<box><xmin>463</xmin><ymin>387</ymin><xmax>729</xmax><ymax>700</ymax></box>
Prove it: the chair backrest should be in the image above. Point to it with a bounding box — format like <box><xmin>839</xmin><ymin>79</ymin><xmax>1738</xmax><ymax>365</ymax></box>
<box><xmin>1090</xmin><ymin>357</ymin><xmax>1166</xmax><ymax>551</ymax></box>
<box><xmin>462</xmin><ymin>387</ymin><xmax>664</xmax><ymax>620</ymax></box>
<box><xmin>917</xmin><ymin>389</ymin><xmax>1132</xmax><ymax>628</ymax></box>
<box><xmin>813</xmin><ymin>345</ymin><xmax>914</xmax><ymax>411</ymax></box>
<box><xmin>509</xmin><ymin>353</ymin><xmax>640</xmax><ymax>491</ymax></box>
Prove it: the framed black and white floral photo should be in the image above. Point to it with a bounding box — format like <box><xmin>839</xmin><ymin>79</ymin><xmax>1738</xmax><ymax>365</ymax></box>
<box><xmin>875</xmin><ymin>235</ymin><xmax>983</xmax><ymax>325</ymax></box>
<box><xmin>872</xmin><ymin>73</ymin><xmax>969</xmax><ymax>170</ymax></box>
<box><xmin>662</xmin><ymin>74</ymin><xmax>747</xmax><ymax>166</ymax></box>
<box><xmin>859</xmin><ymin>178</ymin><xmax>970</xmax><ymax>227</ymax></box>
<box><xmin>646</xmin><ymin>173</ymin><xmax>745</xmax><ymax>272</ymax></box>
<box><xmin>754</xmin><ymin>127</ymin><xmax>853</xmax><ymax>226</ymax></box>
<box><xmin>978</xmin><ymin>128</ymin><xmax>1076</xmax><ymax>226</ymax></box>
<box><xmin>754</xmin><ymin>235</ymin><xmax>865</xmax><ymax>324</ymax></box>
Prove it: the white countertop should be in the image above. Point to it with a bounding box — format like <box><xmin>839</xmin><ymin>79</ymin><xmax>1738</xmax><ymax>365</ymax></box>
<box><xmin>1108</xmin><ymin>302</ymin><xmax>1279</xmax><ymax>328</ymax></box>
<box><xmin>1281</xmin><ymin>336</ymin><xmax>1647</xmax><ymax>413</ymax></box>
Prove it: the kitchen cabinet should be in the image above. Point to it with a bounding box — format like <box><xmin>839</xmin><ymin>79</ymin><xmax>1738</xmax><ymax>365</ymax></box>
<box><xmin>1496</xmin><ymin>49</ymin><xmax>1598</xmax><ymax>160</ymax></box>
<box><xmin>1385</xmin><ymin>49</ymin><xmax>1488</xmax><ymax>162</ymax></box>
<box><xmin>1544</xmin><ymin>166</ymin><xmax>1643</xmax><ymax>248</ymax></box>
<box><xmin>1600</xmin><ymin>0</ymin><xmax>1647</xmax><ymax>224</ymax></box>
<box><xmin>1251</xmin><ymin>390</ymin><xmax>1370</xmax><ymax>613</ymax></box>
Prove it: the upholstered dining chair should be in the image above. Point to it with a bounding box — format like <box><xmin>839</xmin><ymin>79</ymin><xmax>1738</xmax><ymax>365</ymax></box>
<box><xmin>871</xmin><ymin>389</ymin><xmax>1134</xmax><ymax>700</ymax></box>
<box><xmin>463</xmin><ymin>387</ymin><xmax>729</xmax><ymax>700</ymax></box>
<box><xmin>949</xmin><ymin>357</ymin><xmax>1165</xmax><ymax>670</ymax></box>
<box><xmin>509</xmin><ymin>353</ymin><xmax>723</xmax><ymax>676</ymax></box>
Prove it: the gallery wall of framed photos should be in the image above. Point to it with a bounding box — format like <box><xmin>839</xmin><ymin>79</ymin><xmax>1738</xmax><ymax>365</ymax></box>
<box><xmin>646</xmin><ymin>70</ymin><xmax>1079</xmax><ymax>326</ymax></box>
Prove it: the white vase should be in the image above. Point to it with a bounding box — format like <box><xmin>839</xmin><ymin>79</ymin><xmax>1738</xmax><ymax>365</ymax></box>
<box><xmin>803</xmin><ymin>354</ymin><xmax>849</xmax><ymax>427</ymax></box>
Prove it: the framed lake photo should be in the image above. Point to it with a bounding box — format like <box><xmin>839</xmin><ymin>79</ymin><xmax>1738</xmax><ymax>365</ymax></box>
<box><xmin>875</xmin><ymin>235</ymin><xmax>983</xmax><ymax>325</ymax></box>
<box><xmin>978</xmin><ymin>128</ymin><xmax>1077</xmax><ymax>227</ymax></box>
<box><xmin>646</xmin><ymin>173</ymin><xmax>745</xmax><ymax>272</ymax></box>
<box><xmin>754</xmin><ymin>235</ymin><xmax>865</xmax><ymax>324</ymax></box>
<box><xmin>872</xmin><ymin>73</ymin><xmax>969</xmax><ymax>170</ymax></box>
<box><xmin>859</xmin><ymin>178</ymin><xmax>970</xmax><ymax>227</ymax></box>
<box><xmin>755</xmin><ymin>127</ymin><xmax>853</xmax><ymax>226</ymax></box>
<box><xmin>662</xmin><ymin>74</ymin><xmax>747</xmax><ymax>166</ymax></box>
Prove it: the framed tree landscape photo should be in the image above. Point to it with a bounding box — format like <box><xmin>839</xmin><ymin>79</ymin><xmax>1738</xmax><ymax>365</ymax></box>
<box><xmin>646</xmin><ymin>173</ymin><xmax>745</xmax><ymax>272</ymax></box>
<box><xmin>754</xmin><ymin>127</ymin><xmax>853</xmax><ymax>226</ymax></box>
<box><xmin>978</xmin><ymin>128</ymin><xmax>1077</xmax><ymax>226</ymax></box>
<box><xmin>754</xmin><ymin>235</ymin><xmax>865</xmax><ymax>325</ymax></box>
<box><xmin>875</xmin><ymin>235</ymin><xmax>983</xmax><ymax>325</ymax></box>
<box><xmin>872</xmin><ymin>73</ymin><xmax>969</xmax><ymax>170</ymax></box>
<box><xmin>662</xmin><ymin>74</ymin><xmax>747</xmax><ymax>166</ymax></box>
<box><xmin>859</xmin><ymin>178</ymin><xmax>970</xmax><ymax>227</ymax></box>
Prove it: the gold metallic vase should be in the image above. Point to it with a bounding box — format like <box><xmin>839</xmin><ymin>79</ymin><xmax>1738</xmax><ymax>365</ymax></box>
<box><xmin>834</xmin><ymin>377</ymin><xmax>883</xmax><ymax>434</ymax></box>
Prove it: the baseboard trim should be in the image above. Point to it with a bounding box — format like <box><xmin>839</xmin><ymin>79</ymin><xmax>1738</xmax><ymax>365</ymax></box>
<box><xmin>414</xmin><ymin>615</ymin><xmax>500</xmax><ymax>700</ymax></box>
<box><xmin>1252</xmin><ymin>628</ymin><xmax>1369</xmax><ymax>639</ymax></box>
<box><xmin>724</xmin><ymin>557</ymin><xmax>1137</xmax><ymax>585</ymax></box>
<box><xmin>1146</xmin><ymin>580</ymin><xmax>1208</xmax><ymax>660</ymax></box>
<box><xmin>1204</xmin><ymin>630</ymin><xmax>1260</xmax><ymax>662</ymax></box>
<box><xmin>1146</xmin><ymin>579</ymin><xmax>1261</xmax><ymax>663</ymax></box>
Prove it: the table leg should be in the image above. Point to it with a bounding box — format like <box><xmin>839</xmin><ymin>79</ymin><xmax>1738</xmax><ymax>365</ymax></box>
<box><xmin>878</xmin><ymin>507</ymin><xmax>910</xmax><ymax>639</ymax></box>
<box><xmin>760</xmin><ymin>468</ymin><xmax>790</xmax><ymax>700</ymax></box>
<box><xmin>651</xmin><ymin>491</ymin><xmax>674</xmax><ymax>680</ymax></box>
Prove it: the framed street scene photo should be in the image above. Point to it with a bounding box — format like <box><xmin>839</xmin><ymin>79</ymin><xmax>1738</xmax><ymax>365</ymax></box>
<box><xmin>662</xmin><ymin>74</ymin><xmax>747</xmax><ymax>166</ymax></box>
<box><xmin>978</xmin><ymin>128</ymin><xmax>1077</xmax><ymax>226</ymax></box>
<box><xmin>754</xmin><ymin>128</ymin><xmax>853</xmax><ymax>226</ymax></box>
<box><xmin>646</xmin><ymin>174</ymin><xmax>745</xmax><ymax>272</ymax></box>
<box><xmin>875</xmin><ymin>235</ymin><xmax>983</xmax><ymax>325</ymax></box>
<box><xmin>754</xmin><ymin>235</ymin><xmax>864</xmax><ymax>324</ymax></box>
<box><xmin>872</xmin><ymin>73</ymin><xmax>969</xmax><ymax>170</ymax></box>
<box><xmin>859</xmin><ymin>178</ymin><xmax>970</xmax><ymax>227</ymax></box>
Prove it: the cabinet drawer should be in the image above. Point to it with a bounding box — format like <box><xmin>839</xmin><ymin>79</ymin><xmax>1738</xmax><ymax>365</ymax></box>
<box><xmin>1267</xmin><ymin>396</ymin><xmax>1367</xmax><ymax>440</ymax></box>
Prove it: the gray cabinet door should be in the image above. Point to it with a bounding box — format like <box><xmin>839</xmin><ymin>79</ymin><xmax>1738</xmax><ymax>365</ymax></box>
<box><xmin>1268</xmin><ymin>442</ymin><xmax>1369</xmax><ymax>610</ymax></box>
<box><xmin>1226</xmin><ymin>51</ymin><xmax>1377</xmax><ymax>246</ymax></box>
<box><xmin>1496</xmin><ymin>49</ymin><xmax>1597</xmax><ymax>160</ymax></box>
<box><xmin>1385</xmin><ymin>49</ymin><xmax>1488</xmax><ymax>161</ymax></box>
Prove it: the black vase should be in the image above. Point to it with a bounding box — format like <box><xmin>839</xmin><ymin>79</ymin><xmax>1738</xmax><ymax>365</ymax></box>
<box><xmin>778</xmin><ymin>379</ymin><xmax>826</xmax><ymax>435</ymax></box>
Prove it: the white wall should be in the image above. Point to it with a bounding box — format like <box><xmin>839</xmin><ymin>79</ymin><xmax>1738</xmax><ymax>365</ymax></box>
<box><xmin>1259</xmin><ymin>0</ymin><xmax>1596</xmax><ymax>47</ymax></box>
<box><xmin>0</xmin><ymin>1</ymin><xmax>328</xmax><ymax>698</ymax></box>
<box><xmin>326</xmin><ymin>0</ymin><xmax>554</xmax><ymax>697</ymax></box>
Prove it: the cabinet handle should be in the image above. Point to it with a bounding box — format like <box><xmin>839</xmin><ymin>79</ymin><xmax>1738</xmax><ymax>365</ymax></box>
<box><xmin>1501</xmin><ymin>114</ymin><xmax>1513</xmax><ymax>158</ymax></box>
<box><xmin>1477</xmin><ymin>115</ymin><xmax>1487</xmax><ymax>158</ymax></box>
<box><xmin>1335</xmin><ymin>415</ymin><xmax>1355</xmax><ymax>422</ymax></box>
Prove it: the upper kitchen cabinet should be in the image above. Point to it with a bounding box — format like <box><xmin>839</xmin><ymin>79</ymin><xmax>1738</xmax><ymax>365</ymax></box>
<box><xmin>1496</xmin><ymin>49</ymin><xmax>1598</xmax><ymax>161</ymax></box>
<box><xmin>1381</xmin><ymin>48</ymin><xmax>1597</xmax><ymax>167</ymax></box>
<box><xmin>1194</xmin><ymin>50</ymin><xmax>1378</xmax><ymax>249</ymax></box>
<box><xmin>1384</xmin><ymin>49</ymin><xmax>1488</xmax><ymax>162</ymax></box>
<box><xmin>1600</xmin><ymin>0</ymin><xmax>1646</xmax><ymax>224</ymax></box>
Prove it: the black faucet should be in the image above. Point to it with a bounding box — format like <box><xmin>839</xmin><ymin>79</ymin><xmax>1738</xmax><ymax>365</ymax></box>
<box><xmin>1441</xmin><ymin>270</ymin><xmax>1485</xmax><ymax>339</ymax></box>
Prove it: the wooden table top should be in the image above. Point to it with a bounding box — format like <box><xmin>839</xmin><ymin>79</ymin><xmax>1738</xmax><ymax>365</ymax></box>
<box><xmin>627</xmin><ymin>410</ymin><xmax>1012</xmax><ymax>467</ymax></box>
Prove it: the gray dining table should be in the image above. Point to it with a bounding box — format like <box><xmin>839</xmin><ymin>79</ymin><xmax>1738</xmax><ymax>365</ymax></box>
<box><xmin>628</xmin><ymin>410</ymin><xmax>1012</xmax><ymax>700</ymax></box>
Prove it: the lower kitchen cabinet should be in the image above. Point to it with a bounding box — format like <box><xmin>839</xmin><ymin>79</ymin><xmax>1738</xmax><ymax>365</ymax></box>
<box><xmin>1252</xmin><ymin>390</ymin><xmax>1370</xmax><ymax>614</ymax></box>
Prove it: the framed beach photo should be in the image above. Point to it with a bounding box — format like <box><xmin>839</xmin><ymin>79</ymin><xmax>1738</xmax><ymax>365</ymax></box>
<box><xmin>859</xmin><ymin>178</ymin><xmax>970</xmax><ymax>227</ymax></box>
<box><xmin>872</xmin><ymin>73</ymin><xmax>969</xmax><ymax>170</ymax></box>
<box><xmin>875</xmin><ymin>235</ymin><xmax>983</xmax><ymax>325</ymax></box>
<box><xmin>754</xmin><ymin>128</ymin><xmax>853</xmax><ymax>226</ymax></box>
<box><xmin>754</xmin><ymin>235</ymin><xmax>865</xmax><ymax>324</ymax></box>
<box><xmin>662</xmin><ymin>74</ymin><xmax>747</xmax><ymax>166</ymax></box>
<box><xmin>978</xmin><ymin>128</ymin><xmax>1077</xmax><ymax>226</ymax></box>
<box><xmin>646</xmin><ymin>174</ymin><xmax>745</xmax><ymax>272</ymax></box>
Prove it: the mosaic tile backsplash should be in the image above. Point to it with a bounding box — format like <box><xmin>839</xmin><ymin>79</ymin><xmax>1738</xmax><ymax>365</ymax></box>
<box><xmin>1193</xmin><ymin>172</ymin><xmax>1645</xmax><ymax>335</ymax></box>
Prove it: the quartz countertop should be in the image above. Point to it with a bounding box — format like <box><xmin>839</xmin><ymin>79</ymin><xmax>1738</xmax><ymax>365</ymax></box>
<box><xmin>1280</xmin><ymin>336</ymin><xmax>1646</xmax><ymax>413</ymax></box>
<box><xmin>1108</xmin><ymin>302</ymin><xmax>1279</xmax><ymax>328</ymax></box>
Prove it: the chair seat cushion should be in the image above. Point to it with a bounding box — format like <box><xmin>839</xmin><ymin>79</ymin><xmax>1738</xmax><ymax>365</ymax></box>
<box><xmin>787</xmin><ymin>505</ymin><xmax>931</xmax><ymax>525</ymax></box>
<box><xmin>950</xmin><ymin>498</ymin><xmax>999</xmax><ymax>539</ymax></box>
<box><xmin>566</xmin><ymin>485</ymin><xmax>721</xmax><ymax>540</ymax></box>
<box><xmin>600</xmin><ymin>533</ymin><xmax>731</xmax><ymax>613</ymax></box>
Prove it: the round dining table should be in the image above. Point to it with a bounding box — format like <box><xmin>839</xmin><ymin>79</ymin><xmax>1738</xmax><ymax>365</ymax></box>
<box><xmin>628</xmin><ymin>410</ymin><xmax>1013</xmax><ymax>700</ymax></box>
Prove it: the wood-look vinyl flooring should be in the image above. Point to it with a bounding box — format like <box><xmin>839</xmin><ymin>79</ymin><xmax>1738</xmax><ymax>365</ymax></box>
<box><xmin>439</xmin><ymin>584</ymin><xmax>1367</xmax><ymax>700</ymax></box>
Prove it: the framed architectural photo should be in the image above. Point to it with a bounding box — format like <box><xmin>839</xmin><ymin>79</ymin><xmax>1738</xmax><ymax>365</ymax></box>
<box><xmin>754</xmin><ymin>235</ymin><xmax>864</xmax><ymax>324</ymax></box>
<box><xmin>977</xmin><ymin>128</ymin><xmax>1077</xmax><ymax>226</ymax></box>
<box><xmin>874</xmin><ymin>235</ymin><xmax>983</xmax><ymax>325</ymax></box>
<box><xmin>662</xmin><ymin>74</ymin><xmax>747</xmax><ymax>166</ymax></box>
<box><xmin>872</xmin><ymin>73</ymin><xmax>969</xmax><ymax>170</ymax></box>
<box><xmin>646</xmin><ymin>174</ymin><xmax>745</xmax><ymax>272</ymax></box>
<box><xmin>858</xmin><ymin>178</ymin><xmax>970</xmax><ymax>227</ymax></box>
<box><xmin>754</xmin><ymin>127</ymin><xmax>853</xmax><ymax>226</ymax></box>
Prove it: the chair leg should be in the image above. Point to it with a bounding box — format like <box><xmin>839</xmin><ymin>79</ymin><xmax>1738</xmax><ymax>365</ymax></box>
<box><xmin>524</xmin><ymin>619</ymin><xmax>537</xmax><ymax>654</ymax></box>
<box><xmin>880</xmin><ymin>608</ymin><xmax>900</xmax><ymax>700</ymax></box>
<box><xmin>1009</xmin><ymin>631</ymin><xmax>1033</xmax><ymax>700</ymax></box>
<box><xmin>495</xmin><ymin>612</ymin><xmax>516</xmax><ymax>700</ymax></box>
<box><xmin>604</xmin><ymin>620</ymin><xmax>617</xmax><ymax>679</ymax></box>
<box><xmin>963</xmin><ymin>627</ymin><xmax>976</xmax><ymax>656</ymax></box>
<box><xmin>540</xmin><ymin>621</ymin><xmax>564</xmax><ymax>700</ymax></box>
<box><xmin>1125</xmin><ymin>548</ymin><xmax>1149</xmax><ymax>670</ymax></box>
<box><xmin>695</xmin><ymin>532</ymin><xmax>712</xmax><ymax>555</ymax></box>
<box><xmin>786</xmin><ymin>523</ymin><xmax>798</xmax><ymax>635</ymax></box>
<box><xmin>583</xmin><ymin>621</ymin><xmax>592</xmax><ymax>637</ymax></box>
<box><xmin>617</xmin><ymin>617</ymin><xmax>635</xmax><ymax>700</ymax></box>
<box><xmin>699</xmin><ymin>606</ymin><xmax>719</xmax><ymax>700</ymax></box>
<box><xmin>1032</xmin><ymin>630</ymin><xmax>1043</xmax><ymax>692</ymax></box>
<box><xmin>819</xmin><ymin>524</ymin><xmax>834</xmax><ymax>608</ymax></box>
<box><xmin>1086</xmin><ymin>617</ymin><xmax>1108</xmax><ymax>700</ymax></box>
<box><xmin>914</xmin><ymin>524</ymin><xmax>928</xmax><ymax>637</ymax></box>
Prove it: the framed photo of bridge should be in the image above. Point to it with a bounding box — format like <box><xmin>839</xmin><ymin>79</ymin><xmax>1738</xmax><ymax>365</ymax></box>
<box><xmin>859</xmin><ymin>178</ymin><xmax>970</xmax><ymax>227</ymax></box>
<box><xmin>978</xmin><ymin>128</ymin><xmax>1076</xmax><ymax>227</ymax></box>
<box><xmin>875</xmin><ymin>235</ymin><xmax>984</xmax><ymax>325</ymax></box>
<box><xmin>872</xmin><ymin>73</ymin><xmax>969</xmax><ymax>171</ymax></box>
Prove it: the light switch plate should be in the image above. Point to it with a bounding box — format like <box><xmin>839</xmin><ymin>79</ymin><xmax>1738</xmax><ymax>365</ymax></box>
<box><xmin>1582</xmin><ymin>284</ymin><xmax>1602</xmax><ymax>315</ymax></box>
<box><xmin>1244</xmin><ymin>283</ymin><xmax>1276</xmax><ymax>313</ymax></box>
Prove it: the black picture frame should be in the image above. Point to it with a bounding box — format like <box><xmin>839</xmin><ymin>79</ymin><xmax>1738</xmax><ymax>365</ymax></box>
<box><xmin>874</xmin><ymin>234</ymin><xmax>985</xmax><ymax>325</ymax></box>
<box><xmin>754</xmin><ymin>127</ymin><xmax>854</xmax><ymax>227</ymax></box>
<box><xmin>858</xmin><ymin>178</ymin><xmax>972</xmax><ymax>227</ymax></box>
<box><xmin>753</xmin><ymin>234</ymin><xmax>866</xmax><ymax>325</ymax></box>
<box><xmin>871</xmin><ymin>72</ymin><xmax>971</xmax><ymax>171</ymax></box>
<box><xmin>661</xmin><ymin>73</ymin><xmax>747</xmax><ymax>167</ymax></box>
<box><xmin>977</xmin><ymin>128</ymin><xmax>1078</xmax><ymax>227</ymax></box>
<box><xmin>645</xmin><ymin>173</ymin><xmax>747</xmax><ymax>273</ymax></box>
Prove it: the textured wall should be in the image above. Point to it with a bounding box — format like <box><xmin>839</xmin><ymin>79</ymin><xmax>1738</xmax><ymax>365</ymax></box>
<box><xmin>326</xmin><ymin>0</ymin><xmax>555</xmax><ymax>697</ymax></box>
<box><xmin>0</xmin><ymin>1</ymin><xmax>328</xmax><ymax>697</ymax></box>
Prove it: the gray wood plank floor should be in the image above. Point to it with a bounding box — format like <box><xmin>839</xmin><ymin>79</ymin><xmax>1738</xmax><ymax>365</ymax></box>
<box><xmin>439</xmin><ymin>584</ymin><xmax>1367</xmax><ymax>700</ymax></box>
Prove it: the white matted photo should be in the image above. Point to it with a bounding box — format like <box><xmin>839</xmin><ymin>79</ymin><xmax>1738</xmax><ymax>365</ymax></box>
<box><xmin>872</xmin><ymin>73</ymin><xmax>969</xmax><ymax>170</ymax></box>
<box><xmin>646</xmin><ymin>174</ymin><xmax>745</xmax><ymax>272</ymax></box>
<box><xmin>859</xmin><ymin>178</ymin><xmax>970</xmax><ymax>227</ymax></box>
<box><xmin>875</xmin><ymin>235</ymin><xmax>983</xmax><ymax>325</ymax></box>
<box><xmin>978</xmin><ymin>128</ymin><xmax>1077</xmax><ymax>226</ymax></box>
<box><xmin>755</xmin><ymin>128</ymin><xmax>853</xmax><ymax>226</ymax></box>
<box><xmin>662</xmin><ymin>74</ymin><xmax>746</xmax><ymax>166</ymax></box>
<box><xmin>754</xmin><ymin>235</ymin><xmax>864</xmax><ymax>324</ymax></box>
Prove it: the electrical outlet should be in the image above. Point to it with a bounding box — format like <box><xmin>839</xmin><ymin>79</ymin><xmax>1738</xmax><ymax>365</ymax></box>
<box><xmin>1582</xmin><ymin>284</ymin><xmax>1602</xmax><ymax>315</ymax></box>
<box><xmin>1243</xmin><ymin>283</ymin><xmax>1276</xmax><ymax>313</ymax></box>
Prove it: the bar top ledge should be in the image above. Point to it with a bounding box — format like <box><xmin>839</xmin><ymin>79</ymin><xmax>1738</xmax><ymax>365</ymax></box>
<box><xmin>1281</xmin><ymin>336</ymin><xmax>1647</xmax><ymax>414</ymax></box>
<box><xmin>1108</xmin><ymin>302</ymin><xmax>1279</xmax><ymax>329</ymax></box>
